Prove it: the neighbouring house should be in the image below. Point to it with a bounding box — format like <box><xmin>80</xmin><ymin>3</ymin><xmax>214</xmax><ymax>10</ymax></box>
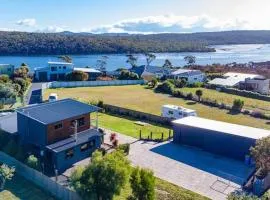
<box><xmin>0</xmin><ymin>64</ymin><xmax>15</xmax><ymax>76</ymax></box>
<box><xmin>130</xmin><ymin>65</ymin><xmax>171</xmax><ymax>81</ymax></box>
<box><xmin>239</xmin><ymin>77</ymin><xmax>270</xmax><ymax>95</ymax></box>
<box><xmin>172</xmin><ymin>116</ymin><xmax>270</xmax><ymax>161</ymax></box>
<box><xmin>16</xmin><ymin>98</ymin><xmax>102</xmax><ymax>173</ymax></box>
<box><xmin>209</xmin><ymin>72</ymin><xmax>265</xmax><ymax>87</ymax></box>
<box><xmin>34</xmin><ymin>62</ymin><xmax>74</xmax><ymax>82</ymax></box>
<box><xmin>169</xmin><ymin>69</ymin><xmax>206</xmax><ymax>84</ymax></box>
<box><xmin>162</xmin><ymin>104</ymin><xmax>197</xmax><ymax>119</ymax></box>
<box><xmin>74</xmin><ymin>67</ymin><xmax>102</xmax><ymax>81</ymax></box>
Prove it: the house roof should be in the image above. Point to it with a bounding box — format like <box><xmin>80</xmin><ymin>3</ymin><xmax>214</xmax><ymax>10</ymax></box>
<box><xmin>74</xmin><ymin>67</ymin><xmax>101</xmax><ymax>73</ymax></box>
<box><xmin>130</xmin><ymin>65</ymin><xmax>170</xmax><ymax>77</ymax></box>
<box><xmin>48</xmin><ymin>61</ymin><xmax>73</xmax><ymax>65</ymax></box>
<box><xmin>46</xmin><ymin>128</ymin><xmax>102</xmax><ymax>153</ymax></box>
<box><xmin>172</xmin><ymin>116</ymin><xmax>270</xmax><ymax>140</ymax></box>
<box><xmin>171</xmin><ymin>69</ymin><xmax>203</xmax><ymax>76</ymax></box>
<box><xmin>16</xmin><ymin>99</ymin><xmax>101</xmax><ymax>125</ymax></box>
<box><xmin>0</xmin><ymin>113</ymin><xmax>17</xmax><ymax>134</ymax></box>
<box><xmin>209</xmin><ymin>72</ymin><xmax>264</xmax><ymax>87</ymax></box>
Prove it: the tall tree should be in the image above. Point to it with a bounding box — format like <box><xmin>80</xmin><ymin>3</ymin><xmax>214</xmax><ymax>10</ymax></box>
<box><xmin>0</xmin><ymin>164</ymin><xmax>15</xmax><ymax>191</ymax></box>
<box><xmin>195</xmin><ymin>89</ymin><xmax>203</xmax><ymax>102</ymax></box>
<box><xmin>126</xmin><ymin>54</ymin><xmax>138</xmax><ymax>68</ymax></box>
<box><xmin>96</xmin><ymin>56</ymin><xmax>109</xmax><ymax>74</ymax></box>
<box><xmin>58</xmin><ymin>55</ymin><xmax>73</xmax><ymax>63</ymax></box>
<box><xmin>145</xmin><ymin>53</ymin><xmax>156</xmax><ymax>67</ymax></box>
<box><xmin>184</xmin><ymin>55</ymin><xmax>196</xmax><ymax>66</ymax></box>
<box><xmin>162</xmin><ymin>59</ymin><xmax>173</xmax><ymax>75</ymax></box>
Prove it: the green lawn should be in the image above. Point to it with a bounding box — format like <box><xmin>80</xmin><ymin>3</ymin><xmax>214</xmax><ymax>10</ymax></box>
<box><xmin>180</xmin><ymin>87</ymin><xmax>270</xmax><ymax>113</ymax></box>
<box><xmin>0</xmin><ymin>174</ymin><xmax>55</xmax><ymax>200</ymax></box>
<box><xmin>44</xmin><ymin>85</ymin><xmax>270</xmax><ymax>130</ymax></box>
<box><xmin>114</xmin><ymin>178</ymin><xmax>209</xmax><ymax>200</ymax></box>
<box><xmin>96</xmin><ymin>113</ymin><xmax>172</xmax><ymax>139</ymax></box>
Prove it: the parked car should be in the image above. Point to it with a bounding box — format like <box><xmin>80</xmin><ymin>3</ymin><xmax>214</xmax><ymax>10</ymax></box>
<box><xmin>48</xmin><ymin>93</ymin><xmax>58</xmax><ymax>102</ymax></box>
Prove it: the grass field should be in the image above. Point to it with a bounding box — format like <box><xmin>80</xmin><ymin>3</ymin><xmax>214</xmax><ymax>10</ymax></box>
<box><xmin>96</xmin><ymin>113</ymin><xmax>172</xmax><ymax>139</ymax></box>
<box><xmin>180</xmin><ymin>87</ymin><xmax>270</xmax><ymax>113</ymax></box>
<box><xmin>44</xmin><ymin>85</ymin><xmax>270</xmax><ymax>130</ymax></box>
<box><xmin>114</xmin><ymin>178</ymin><xmax>209</xmax><ymax>200</ymax></box>
<box><xmin>0</xmin><ymin>174</ymin><xmax>55</xmax><ymax>200</ymax></box>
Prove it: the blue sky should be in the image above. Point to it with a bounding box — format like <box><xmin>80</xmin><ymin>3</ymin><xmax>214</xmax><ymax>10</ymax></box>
<box><xmin>1</xmin><ymin>0</ymin><xmax>270</xmax><ymax>33</ymax></box>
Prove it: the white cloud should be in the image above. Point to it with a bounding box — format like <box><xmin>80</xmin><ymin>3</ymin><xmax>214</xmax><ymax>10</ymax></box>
<box><xmin>0</xmin><ymin>28</ymin><xmax>16</xmax><ymax>31</ymax></box>
<box><xmin>36</xmin><ymin>25</ymin><xmax>65</xmax><ymax>33</ymax></box>
<box><xmin>86</xmin><ymin>15</ymin><xmax>256</xmax><ymax>34</ymax></box>
<box><xmin>16</xmin><ymin>18</ymin><xmax>36</xmax><ymax>27</ymax></box>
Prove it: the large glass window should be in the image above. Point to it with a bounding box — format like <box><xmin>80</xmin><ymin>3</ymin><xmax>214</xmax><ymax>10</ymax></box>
<box><xmin>65</xmin><ymin>149</ymin><xmax>74</xmax><ymax>159</ymax></box>
<box><xmin>51</xmin><ymin>66</ymin><xmax>57</xmax><ymax>71</ymax></box>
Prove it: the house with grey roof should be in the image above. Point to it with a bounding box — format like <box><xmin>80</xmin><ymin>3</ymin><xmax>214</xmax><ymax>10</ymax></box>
<box><xmin>16</xmin><ymin>98</ymin><xmax>102</xmax><ymax>172</ymax></box>
<box><xmin>130</xmin><ymin>65</ymin><xmax>171</xmax><ymax>81</ymax></box>
<box><xmin>169</xmin><ymin>69</ymin><xmax>206</xmax><ymax>84</ymax></box>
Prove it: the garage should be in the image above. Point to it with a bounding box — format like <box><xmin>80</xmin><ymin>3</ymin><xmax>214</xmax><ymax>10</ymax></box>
<box><xmin>172</xmin><ymin>116</ymin><xmax>270</xmax><ymax>160</ymax></box>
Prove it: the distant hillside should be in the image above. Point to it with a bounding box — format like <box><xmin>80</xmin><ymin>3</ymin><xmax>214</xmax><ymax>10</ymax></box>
<box><xmin>1</xmin><ymin>30</ymin><xmax>270</xmax><ymax>55</ymax></box>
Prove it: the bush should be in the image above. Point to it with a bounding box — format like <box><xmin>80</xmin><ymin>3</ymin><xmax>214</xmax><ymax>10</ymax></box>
<box><xmin>232</xmin><ymin>99</ymin><xmax>244</xmax><ymax>112</ymax></box>
<box><xmin>0</xmin><ymin>83</ymin><xmax>17</xmax><ymax>99</ymax></box>
<box><xmin>26</xmin><ymin>155</ymin><xmax>40</xmax><ymax>170</ymax></box>
<box><xmin>130</xmin><ymin>167</ymin><xmax>155</xmax><ymax>200</ymax></box>
<box><xmin>186</xmin><ymin>92</ymin><xmax>193</xmax><ymax>100</ymax></box>
<box><xmin>117</xmin><ymin>144</ymin><xmax>130</xmax><ymax>155</ymax></box>
<box><xmin>13</xmin><ymin>78</ymin><xmax>30</xmax><ymax>95</ymax></box>
<box><xmin>118</xmin><ymin>70</ymin><xmax>139</xmax><ymax>80</ymax></box>
<box><xmin>0</xmin><ymin>75</ymin><xmax>10</xmax><ymax>83</ymax></box>
<box><xmin>65</xmin><ymin>71</ymin><xmax>89</xmax><ymax>81</ymax></box>
<box><xmin>187</xmin><ymin>82</ymin><xmax>204</xmax><ymax>88</ymax></box>
<box><xmin>155</xmin><ymin>80</ymin><xmax>174</xmax><ymax>94</ymax></box>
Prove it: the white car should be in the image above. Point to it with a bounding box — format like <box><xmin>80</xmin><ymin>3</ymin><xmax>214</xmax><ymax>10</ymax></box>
<box><xmin>48</xmin><ymin>93</ymin><xmax>58</xmax><ymax>102</ymax></box>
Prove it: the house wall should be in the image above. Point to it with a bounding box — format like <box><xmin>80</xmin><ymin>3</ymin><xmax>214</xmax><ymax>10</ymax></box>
<box><xmin>172</xmin><ymin>73</ymin><xmax>206</xmax><ymax>84</ymax></box>
<box><xmin>17</xmin><ymin>113</ymin><xmax>47</xmax><ymax>147</ymax></box>
<box><xmin>173</xmin><ymin>124</ymin><xmax>256</xmax><ymax>160</ymax></box>
<box><xmin>47</xmin><ymin>113</ymin><xmax>90</xmax><ymax>145</ymax></box>
<box><xmin>239</xmin><ymin>79</ymin><xmax>270</xmax><ymax>95</ymax></box>
<box><xmin>52</xmin><ymin>135</ymin><xmax>101</xmax><ymax>172</ymax></box>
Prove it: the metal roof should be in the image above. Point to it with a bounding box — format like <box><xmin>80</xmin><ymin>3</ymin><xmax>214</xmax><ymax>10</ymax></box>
<box><xmin>74</xmin><ymin>67</ymin><xmax>101</xmax><ymax>73</ymax></box>
<box><xmin>46</xmin><ymin>128</ymin><xmax>101</xmax><ymax>153</ymax></box>
<box><xmin>48</xmin><ymin>61</ymin><xmax>73</xmax><ymax>65</ymax></box>
<box><xmin>171</xmin><ymin>69</ymin><xmax>203</xmax><ymax>76</ymax></box>
<box><xmin>172</xmin><ymin>116</ymin><xmax>270</xmax><ymax>140</ymax></box>
<box><xmin>16</xmin><ymin>99</ymin><xmax>101</xmax><ymax>125</ymax></box>
<box><xmin>0</xmin><ymin>113</ymin><xmax>17</xmax><ymax>134</ymax></box>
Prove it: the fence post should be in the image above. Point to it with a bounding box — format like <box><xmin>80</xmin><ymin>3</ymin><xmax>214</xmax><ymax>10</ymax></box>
<box><xmin>150</xmin><ymin>132</ymin><xmax>153</xmax><ymax>140</ymax></box>
<box><xmin>139</xmin><ymin>130</ymin><xmax>142</xmax><ymax>140</ymax></box>
<box><xmin>161</xmin><ymin>132</ymin><xmax>164</xmax><ymax>141</ymax></box>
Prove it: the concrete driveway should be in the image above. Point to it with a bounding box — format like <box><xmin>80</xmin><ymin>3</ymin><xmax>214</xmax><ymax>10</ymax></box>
<box><xmin>104</xmin><ymin>132</ymin><xmax>254</xmax><ymax>200</ymax></box>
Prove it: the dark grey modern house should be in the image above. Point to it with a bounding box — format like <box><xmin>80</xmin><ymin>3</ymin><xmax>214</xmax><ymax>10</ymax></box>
<box><xmin>172</xmin><ymin>116</ymin><xmax>270</xmax><ymax>160</ymax></box>
<box><xmin>16</xmin><ymin>98</ymin><xmax>102</xmax><ymax>172</ymax></box>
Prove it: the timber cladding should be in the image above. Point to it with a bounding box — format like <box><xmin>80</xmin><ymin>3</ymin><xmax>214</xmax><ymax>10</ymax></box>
<box><xmin>47</xmin><ymin>113</ymin><xmax>90</xmax><ymax>144</ymax></box>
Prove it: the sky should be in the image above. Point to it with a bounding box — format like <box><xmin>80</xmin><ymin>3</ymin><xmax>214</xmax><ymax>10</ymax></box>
<box><xmin>1</xmin><ymin>0</ymin><xmax>270</xmax><ymax>34</ymax></box>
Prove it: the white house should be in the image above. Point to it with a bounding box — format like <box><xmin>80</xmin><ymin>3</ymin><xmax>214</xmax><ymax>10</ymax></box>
<box><xmin>170</xmin><ymin>69</ymin><xmax>206</xmax><ymax>84</ymax></box>
<box><xmin>35</xmin><ymin>62</ymin><xmax>74</xmax><ymax>81</ymax></box>
<box><xmin>162</xmin><ymin>104</ymin><xmax>197</xmax><ymax>120</ymax></box>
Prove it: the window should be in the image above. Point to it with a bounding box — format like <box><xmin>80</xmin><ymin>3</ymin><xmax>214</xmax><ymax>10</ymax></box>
<box><xmin>168</xmin><ymin>110</ymin><xmax>173</xmax><ymax>115</ymax></box>
<box><xmin>59</xmin><ymin>66</ymin><xmax>62</xmax><ymax>69</ymax></box>
<box><xmin>63</xmin><ymin>66</ymin><xmax>66</xmax><ymax>70</ymax></box>
<box><xmin>54</xmin><ymin>123</ymin><xmax>63</xmax><ymax>130</ymax></box>
<box><xmin>78</xmin><ymin>117</ymin><xmax>85</xmax><ymax>127</ymax></box>
<box><xmin>51</xmin><ymin>66</ymin><xmax>57</xmax><ymax>71</ymax></box>
<box><xmin>80</xmin><ymin>140</ymin><xmax>94</xmax><ymax>152</ymax></box>
<box><xmin>65</xmin><ymin>149</ymin><xmax>74</xmax><ymax>159</ymax></box>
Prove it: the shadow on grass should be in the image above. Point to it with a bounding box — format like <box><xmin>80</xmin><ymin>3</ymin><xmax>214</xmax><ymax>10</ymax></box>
<box><xmin>186</xmin><ymin>101</ymin><xmax>197</xmax><ymax>105</ymax></box>
<box><xmin>227</xmin><ymin>110</ymin><xmax>241</xmax><ymax>115</ymax></box>
<box><xmin>150</xmin><ymin>142</ymin><xmax>254</xmax><ymax>185</ymax></box>
<box><xmin>265</xmin><ymin>121</ymin><xmax>270</xmax><ymax>125</ymax></box>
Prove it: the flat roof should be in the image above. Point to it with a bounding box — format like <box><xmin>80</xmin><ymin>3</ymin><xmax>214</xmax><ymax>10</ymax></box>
<box><xmin>46</xmin><ymin>128</ymin><xmax>101</xmax><ymax>153</ymax></box>
<box><xmin>16</xmin><ymin>99</ymin><xmax>101</xmax><ymax>125</ymax></box>
<box><xmin>172</xmin><ymin>116</ymin><xmax>270</xmax><ymax>140</ymax></box>
<box><xmin>0</xmin><ymin>113</ymin><xmax>17</xmax><ymax>134</ymax></box>
<box><xmin>74</xmin><ymin>67</ymin><xmax>101</xmax><ymax>73</ymax></box>
<box><xmin>163</xmin><ymin>104</ymin><xmax>195</xmax><ymax>113</ymax></box>
<box><xmin>48</xmin><ymin>61</ymin><xmax>73</xmax><ymax>65</ymax></box>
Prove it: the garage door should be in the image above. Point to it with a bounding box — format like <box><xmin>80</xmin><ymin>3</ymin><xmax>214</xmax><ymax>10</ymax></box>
<box><xmin>38</xmin><ymin>72</ymin><xmax>48</xmax><ymax>82</ymax></box>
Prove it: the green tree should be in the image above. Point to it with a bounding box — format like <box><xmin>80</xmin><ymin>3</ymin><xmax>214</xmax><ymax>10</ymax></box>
<box><xmin>0</xmin><ymin>164</ymin><xmax>15</xmax><ymax>191</ymax></box>
<box><xmin>145</xmin><ymin>53</ymin><xmax>156</xmax><ymax>66</ymax></box>
<box><xmin>184</xmin><ymin>55</ymin><xmax>196</xmax><ymax>66</ymax></box>
<box><xmin>162</xmin><ymin>59</ymin><xmax>173</xmax><ymax>69</ymax></box>
<box><xmin>130</xmin><ymin>167</ymin><xmax>155</xmax><ymax>200</ymax></box>
<box><xmin>195</xmin><ymin>89</ymin><xmax>203</xmax><ymax>102</ymax></box>
<box><xmin>73</xmin><ymin>150</ymin><xmax>131</xmax><ymax>200</ymax></box>
<box><xmin>250</xmin><ymin>136</ymin><xmax>270</xmax><ymax>178</ymax></box>
<box><xmin>118</xmin><ymin>70</ymin><xmax>139</xmax><ymax>80</ymax></box>
<box><xmin>126</xmin><ymin>54</ymin><xmax>138</xmax><ymax>68</ymax></box>
<box><xmin>13</xmin><ymin>65</ymin><xmax>29</xmax><ymax>79</ymax></box>
<box><xmin>232</xmin><ymin>99</ymin><xmax>244</xmax><ymax>112</ymax></box>
<box><xmin>65</xmin><ymin>71</ymin><xmax>89</xmax><ymax>81</ymax></box>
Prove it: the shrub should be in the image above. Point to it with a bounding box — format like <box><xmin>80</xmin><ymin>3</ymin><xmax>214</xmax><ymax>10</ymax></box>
<box><xmin>97</xmin><ymin>100</ymin><xmax>104</xmax><ymax>108</ymax></box>
<box><xmin>155</xmin><ymin>80</ymin><xmax>174</xmax><ymax>94</ymax></box>
<box><xmin>0</xmin><ymin>83</ymin><xmax>17</xmax><ymax>99</ymax></box>
<box><xmin>0</xmin><ymin>75</ymin><xmax>10</xmax><ymax>83</ymax></box>
<box><xmin>118</xmin><ymin>70</ymin><xmax>139</xmax><ymax>80</ymax></box>
<box><xmin>195</xmin><ymin>89</ymin><xmax>203</xmax><ymax>101</ymax></box>
<box><xmin>13</xmin><ymin>78</ymin><xmax>30</xmax><ymax>95</ymax></box>
<box><xmin>65</xmin><ymin>71</ymin><xmax>89</xmax><ymax>81</ymax></box>
<box><xmin>130</xmin><ymin>167</ymin><xmax>155</xmax><ymax>200</ymax></box>
<box><xmin>232</xmin><ymin>99</ymin><xmax>244</xmax><ymax>112</ymax></box>
<box><xmin>26</xmin><ymin>155</ymin><xmax>40</xmax><ymax>170</ymax></box>
<box><xmin>186</xmin><ymin>92</ymin><xmax>193</xmax><ymax>100</ymax></box>
<box><xmin>117</xmin><ymin>143</ymin><xmax>130</xmax><ymax>155</ymax></box>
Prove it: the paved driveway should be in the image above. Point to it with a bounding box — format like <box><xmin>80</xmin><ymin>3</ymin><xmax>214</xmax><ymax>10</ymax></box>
<box><xmin>104</xmin><ymin>132</ymin><xmax>254</xmax><ymax>200</ymax></box>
